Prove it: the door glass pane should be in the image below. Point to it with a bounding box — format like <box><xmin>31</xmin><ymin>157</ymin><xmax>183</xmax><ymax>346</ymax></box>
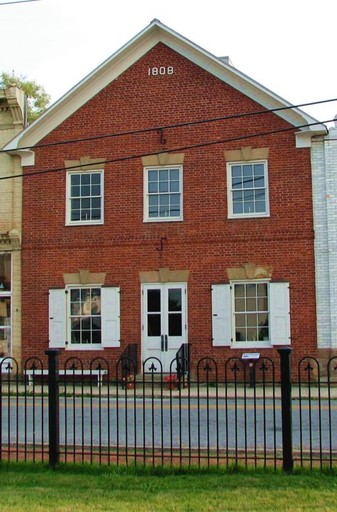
<box><xmin>147</xmin><ymin>289</ymin><xmax>161</xmax><ymax>336</ymax></box>
<box><xmin>148</xmin><ymin>315</ymin><xmax>161</xmax><ymax>336</ymax></box>
<box><xmin>147</xmin><ymin>290</ymin><xmax>160</xmax><ymax>312</ymax></box>
<box><xmin>168</xmin><ymin>289</ymin><xmax>181</xmax><ymax>311</ymax></box>
<box><xmin>169</xmin><ymin>313</ymin><xmax>182</xmax><ymax>336</ymax></box>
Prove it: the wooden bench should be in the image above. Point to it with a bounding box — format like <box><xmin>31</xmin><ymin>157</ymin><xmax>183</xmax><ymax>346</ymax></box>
<box><xmin>24</xmin><ymin>369</ymin><xmax>107</xmax><ymax>387</ymax></box>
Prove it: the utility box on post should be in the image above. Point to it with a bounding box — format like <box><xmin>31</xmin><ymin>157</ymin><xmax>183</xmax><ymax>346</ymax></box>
<box><xmin>241</xmin><ymin>352</ymin><xmax>260</xmax><ymax>387</ymax></box>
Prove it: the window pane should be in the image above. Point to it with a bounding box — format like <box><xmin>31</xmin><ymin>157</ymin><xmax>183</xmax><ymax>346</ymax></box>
<box><xmin>159</xmin><ymin>181</ymin><xmax>169</xmax><ymax>193</ymax></box>
<box><xmin>235</xmin><ymin>298</ymin><xmax>245</xmax><ymax>312</ymax></box>
<box><xmin>159</xmin><ymin>170</ymin><xmax>168</xmax><ymax>181</ymax></box>
<box><xmin>232</xmin><ymin>178</ymin><xmax>242</xmax><ymax>189</ymax></box>
<box><xmin>170</xmin><ymin>180</ymin><xmax>179</xmax><ymax>192</ymax></box>
<box><xmin>70</xmin><ymin>287</ymin><xmax>101</xmax><ymax>345</ymax></box>
<box><xmin>0</xmin><ymin>254</ymin><xmax>11</xmax><ymax>291</ymax></box>
<box><xmin>81</xmin><ymin>198</ymin><xmax>90</xmax><ymax>209</ymax></box>
<box><xmin>254</xmin><ymin>163</ymin><xmax>264</xmax><ymax>176</ymax></box>
<box><xmin>160</xmin><ymin>195</ymin><xmax>169</xmax><ymax>206</ymax></box>
<box><xmin>81</xmin><ymin>174</ymin><xmax>90</xmax><ymax>185</ymax></box>
<box><xmin>232</xmin><ymin>166</ymin><xmax>241</xmax><ymax>177</ymax></box>
<box><xmin>0</xmin><ymin>298</ymin><xmax>10</xmax><ymax>326</ymax></box>
<box><xmin>257</xmin><ymin>283</ymin><xmax>268</xmax><ymax>296</ymax></box>
<box><xmin>230</xmin><ymin>162</ymin><xmax>266</xmax><ymax>216</ymax></box>
<box><xmin>234</xmin><ymin>282</ymin><xmax>269</xmax><ymax>344</ymax></box>
<box><xmin>247</xmin><ymin>313</ymin><xmax>257</xmax><ymax>327</ymax></box>
<box><xmin>92</xmin><ymin>198</ymin><xmax>101</xmax><ymax>209</ymax></box>
<box><xmin>170</xmin><ymin>169</ymin><xmax>179</xmax><ymax>181</ymax></box>
<box><xmin>92</xmin><ymin>185</ymin><xmax>101</xmax><ymax>196</ymax></box>
<box><xmin>71</xmin><ymin>210</ymin><xmax>80</xmax><ymax>221</ymax></box>
<box><xmin>71</xmin><ymin>185</ymin><xmax>80</xmax><ymax>197</ymax></box>
<box><xmin>146</xmin><ymin>167</ymin><xmax>181</xmax><ymax>220</ymax></box>
<box><xmin>69</xmin><ymin>172</ymin><xmax>102</xmax><ymax>223</ymax></box>
<box><xmin>81</xmin><ymin>185</ymin><xmax>91</xmax><ymax>197</ymax></box>
<box><xmin>235</xmin><ymin>284</ymin><xmax>245</xmax><ymax>297</ymax></box>
<box><xmin>235</xmin><ymin>325</ymin><xmax>246</xmax><ymax>341</ymax></box>
<box><xmin>246</xmin><ymin>298</ymin><xmax>256</xmax><ymax>311</ymax></box>
<box><xmin>71</xmin><ymin>174</ymin><xmax>80</xmax><ymax>185</ymax></box>
<box><xmin>91</xmin><ymin>173</ymin><xmax>101</xmax><ymax>184</ymax></box>
<box><xmin>233</xmin><ymin>203</ymin><xmax>243</xmax><ymax>214</ymax></box>
<box><xmin>148</xmin><ymin>182</ymin><xmax>158</xmax><ymax>193</ymax></box>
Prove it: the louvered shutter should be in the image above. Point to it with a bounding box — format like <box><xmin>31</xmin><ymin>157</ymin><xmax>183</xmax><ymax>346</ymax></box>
<box><xmin>269</xmin><ymin>282</ymin><xmax>291</xmax><ymax>345</ymax></box>
<box><xmin>211</xmin><ymin>284</ymin><xmax>232</xmax><ymax>346</ymax></box>
<box><xmin>101</xmin><ymin>287</ymin><xmax>120</xmax><ymax>347</ymax></box>
<box><xmin>49</xmin><ymin>288</ymin><xmax>67</xmax><ymax>348</ymax></box>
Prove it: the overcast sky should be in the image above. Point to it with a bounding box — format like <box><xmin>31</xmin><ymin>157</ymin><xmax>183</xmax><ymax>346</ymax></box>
<box><xmin>1</xmin><ymin>0</ymin><xmax>336</xmax><ymax>127</ymax></box>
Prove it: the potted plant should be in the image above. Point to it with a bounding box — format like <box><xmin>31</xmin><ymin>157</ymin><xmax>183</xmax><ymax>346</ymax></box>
<box><xmin>123</xmin><ymin>373</ymin><xmax>135</xmax><ymax>389</ymax></box>
<box><xmin>164</xmin><ymin>374</ymin><xmax>179</xmax><ymax>390</ymax></box>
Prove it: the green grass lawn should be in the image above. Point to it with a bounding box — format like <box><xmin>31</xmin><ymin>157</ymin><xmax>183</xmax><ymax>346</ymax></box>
<box><xmin>0</xmin><ymin>463</ymin><xmax>336</xmax><ymax>511</ymax></box>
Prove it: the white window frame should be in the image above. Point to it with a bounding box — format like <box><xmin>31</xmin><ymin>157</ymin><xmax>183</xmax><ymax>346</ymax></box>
<box><xmin>49</xmin><ymin>286</ymin><xmax>120</xmax><ymax>350</ymax></box>
<box><xmin>66</xmin><ymin>169</ymin><xmax>104</xmax><ymax>226</ymax></box>
<box><xmin>0</xmin><ymin>253</ymin><xmax>12</xmax><ymax>358</ymax></box>
<box><xmin>227</xmin><ymin>160</ymin><xmax>269</xmax><ymax>218</ymax></box>
<box><xmin>231</xmin><ymin>280</ymin><xmax>271</xmax><ymax>349</ymax></box>
<box><xmin>212</xmin><ymin>281</ymin><xmax>290</xmax><ymax>348</ymax></box>
<box><xmin>143</xmin><ymin>165</ymin><xmax>183</xmax><ymax>222</ymax></box>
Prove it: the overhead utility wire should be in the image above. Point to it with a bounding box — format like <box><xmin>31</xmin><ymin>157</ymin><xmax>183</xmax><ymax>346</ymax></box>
<box><xmin>0</xmin><ymin>0</ymin><xmax>40</xmax><ymax>5</ymax></box>
<box><xmin>1</xmin><ymin>117</ymin><xmax>334</xmax><ymax>182</ymax></box>
<box><xmin>1</xmin><ymin>97</ymin><xmax>336</xmax><ymax>154</ymax></box>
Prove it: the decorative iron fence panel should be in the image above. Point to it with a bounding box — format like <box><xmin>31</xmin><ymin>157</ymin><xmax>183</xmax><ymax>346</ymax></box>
<box><xmin>1</xmin><ymin>350</ymin><xmax>337</xmax><ymax>470</ymax></box>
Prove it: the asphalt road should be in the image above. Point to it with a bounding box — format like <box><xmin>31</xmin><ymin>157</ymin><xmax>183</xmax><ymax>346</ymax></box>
<box><xmin>2</xmin><ymin>396</ymin><xmax>337</xmax><ymax>453</ymax></box>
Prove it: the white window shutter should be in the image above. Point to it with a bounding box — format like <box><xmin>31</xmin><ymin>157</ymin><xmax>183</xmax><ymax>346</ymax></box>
<box><xmin>49</xmin><ymin>289</ymin><xmax>67</xmax><ymax>348</ymax></box>
<box><xmin>269</xmin><ymin>282</ymin><xmax>291</xmax><ymax>345</ymax></box>
<box><xmin>211</xmin><ymin>284</ymin><xmax>232</xmax><ymax>346</ymax></box>
<box><xmin>101</xmin><ymin>287</ymin><xmax>120</xmax><ymax>348</ymax></box>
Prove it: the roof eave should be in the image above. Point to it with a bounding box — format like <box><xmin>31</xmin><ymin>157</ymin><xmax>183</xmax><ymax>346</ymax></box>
<box><xmin>3</xmin><ymin>19</ymin><xmax>327</xmax><ymax>153</ymax></box>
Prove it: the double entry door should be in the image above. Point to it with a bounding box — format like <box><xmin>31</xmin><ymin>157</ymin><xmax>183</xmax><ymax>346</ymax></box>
<box><xmin>142</xmin><ymin>283</ymin><xmax>187</xmax><ymax>373</ymax></box>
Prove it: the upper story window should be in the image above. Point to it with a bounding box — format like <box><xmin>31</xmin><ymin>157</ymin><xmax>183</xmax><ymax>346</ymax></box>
<box><xmin>66</xmin><ymin>170</ymin><xmax>103</xmax><ymax>225</ymax></box>
<box><xmin>227</xmin><ymin>161</ymin><xmax>269</xmax><ymax>218</ymax></box>
<box><xmin>144</xmin><ymin>166</ymin><xmax>183</xmax><ymax>222</ymax></box>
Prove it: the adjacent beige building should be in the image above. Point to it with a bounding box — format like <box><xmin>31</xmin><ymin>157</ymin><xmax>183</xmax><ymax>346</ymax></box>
<box><xmin>0</xmin><ymin>87</ymin><xmax>25</xmax><ymax>366</ymax></box>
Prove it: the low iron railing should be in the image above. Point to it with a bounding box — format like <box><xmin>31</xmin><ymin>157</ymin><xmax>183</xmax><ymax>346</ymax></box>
<box><xmin>1</xmin><ymin>349</ymin><xmax>337</xmax><ymax>471</ymax></box>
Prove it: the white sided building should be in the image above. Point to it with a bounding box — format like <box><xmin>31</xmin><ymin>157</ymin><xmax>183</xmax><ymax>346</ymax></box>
<box><xmin>312</xmin><ymin>122</ymin><xmax>337</xmax><ymax>368</ymax></box>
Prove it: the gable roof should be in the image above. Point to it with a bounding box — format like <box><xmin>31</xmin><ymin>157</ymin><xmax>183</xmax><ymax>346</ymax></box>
<box><xmin>4</xmin><ymin>19</ymin><xmax>327</xmax><ymax>158</ymax></box>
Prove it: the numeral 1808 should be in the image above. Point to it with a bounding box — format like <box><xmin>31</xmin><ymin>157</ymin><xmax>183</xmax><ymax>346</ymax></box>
<box><xmin>148</xmin><ymin>66</ymin><xmax>174</xmax><ymax>76</ymax></box>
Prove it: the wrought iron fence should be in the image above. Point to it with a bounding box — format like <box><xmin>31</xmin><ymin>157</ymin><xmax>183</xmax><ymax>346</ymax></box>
<box><xmin>1</xmin><ymin>348</ymin><xmax>337</xmax><ymax>470</ymax></box>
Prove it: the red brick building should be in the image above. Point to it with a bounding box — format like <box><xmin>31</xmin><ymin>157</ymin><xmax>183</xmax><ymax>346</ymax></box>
<box><xmin>5</xmin><ymin>20</ymin><xmax>327</xmax><ymax>374</ymax></box>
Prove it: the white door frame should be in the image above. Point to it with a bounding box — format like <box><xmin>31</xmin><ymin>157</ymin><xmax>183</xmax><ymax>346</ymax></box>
<box><xmin>141</xmin><ymin>282</ymin><xmax>187</xmax><ymax>373</ymax></box>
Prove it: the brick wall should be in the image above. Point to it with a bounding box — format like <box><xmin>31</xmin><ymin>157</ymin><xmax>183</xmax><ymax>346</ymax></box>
<box><xmin>21</xmin><ymin>43</ymin><xmax>317</xmax><ymax>369</ymax></box>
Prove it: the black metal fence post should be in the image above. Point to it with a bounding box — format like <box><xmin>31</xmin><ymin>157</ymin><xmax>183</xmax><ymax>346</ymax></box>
<box><xmin>46</xmin><ymin>349</ymin><xmax>60</xmax><ymax>467</ymax></box>
<box><xmin>278</xmin><ymin>347</ymin><xmax>293</xmax><ymax>472</ymax></box>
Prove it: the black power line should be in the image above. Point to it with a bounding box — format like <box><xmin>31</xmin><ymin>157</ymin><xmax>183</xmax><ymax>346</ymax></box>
<box><xmin>1</xmin><ymin>97</ymin><xmax>335</xmax><ymax>154</ymax></box>
<box><xmin>0</xmin><ymin>0</ymin><xmax>40</xmax><ymax>5</ymax></box>
<box><xmin>1</xmin><ymin>117</ymin><xmax>334</xmax><ymax>182</ymax></box>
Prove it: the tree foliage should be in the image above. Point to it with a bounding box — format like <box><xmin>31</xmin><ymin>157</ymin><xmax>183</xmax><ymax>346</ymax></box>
<box><xmin>0</xmin><ymin>71</ymin><xmax>51</xmax><ymax>124</ymax></box>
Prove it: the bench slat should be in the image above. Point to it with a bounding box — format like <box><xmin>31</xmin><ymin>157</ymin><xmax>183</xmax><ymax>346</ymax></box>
<box><xmin>25</xmin><ymin>369</ymin><xmax>107</xmax><ymax>387</ymax></box>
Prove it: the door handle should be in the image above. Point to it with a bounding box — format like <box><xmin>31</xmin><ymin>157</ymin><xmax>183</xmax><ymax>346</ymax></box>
<box><xmin>165</xmin><ymin>334</ymin><xmax>168</xmax><ymax>352</ymax></box>
<box><xmin>161</xmin><ymin>335</ymin><xmax>164</xmax><ymax>352</ymax></box>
